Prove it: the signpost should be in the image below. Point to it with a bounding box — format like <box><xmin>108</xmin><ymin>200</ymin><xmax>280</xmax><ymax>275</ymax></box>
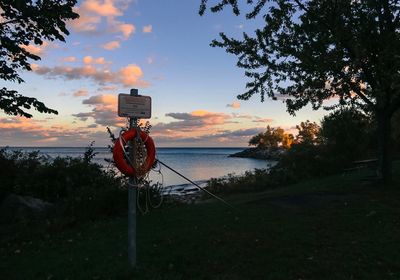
<box><xmin>119</xmin><ymin>88</ymin><xmax>152</xmax><ymax>268</ymax></box>
<box><xmin>118</xmin><ymin>93</ymin><xmax>151</xmax><ymax>118</ymax></box>
<box><xmin>115</xmin><ymin>89</ymin><xmax>232</xmax><ymax>268</ymax></box>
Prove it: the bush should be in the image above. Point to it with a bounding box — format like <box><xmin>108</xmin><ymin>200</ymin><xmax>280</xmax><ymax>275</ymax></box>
<box><xmin>0</xmin><ymin>146</ymin><xmax>127</xmax><ymax>221</ymax></box>
<box><xmin>207</xmin><ymin>169</ymin><xmax>278</xmax><ymax>194</ymax></box>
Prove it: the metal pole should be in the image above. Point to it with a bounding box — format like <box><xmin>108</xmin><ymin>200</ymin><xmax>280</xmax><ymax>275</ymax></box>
<box><xmin>128</xmin><ymin>88</ymin><xmax>139</xmax><ymax>267</ymax></box>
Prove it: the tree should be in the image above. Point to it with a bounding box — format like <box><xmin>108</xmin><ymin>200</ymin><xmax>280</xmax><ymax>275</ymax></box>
<box><xmin>0</xmin><ymin>0</ymin><xmax>78</xmax><ymax>118</ymax></box>
<box><xmin>200</xmin><ymin>1</ymin><xmax>400</xmax><ymax>183</ymax></box>
<box><xmin>295</xmin><ymin>120</ymin><xmax>320</xmax><ymax>145</ymax></box>
<box><xmin>249</xmin><ymin>125</ymin><xmax>293</xmax><ymax>149</ymax></box>
<box><xmin>281</xmin><ymin>132</ymin><xmax>294</xmax><ymax>149</ymax></box>
<box><xmin>321</xmin><ymin>108</ymin><xmax>374</xmax><ymax>161</ymax></box>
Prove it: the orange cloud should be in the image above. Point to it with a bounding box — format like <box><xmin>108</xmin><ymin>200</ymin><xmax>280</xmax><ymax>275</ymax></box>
<box><xmin>83</xmin><ymin>56</ymin><xmax>92</xmax><ymax>64</ymax></box>
<box><xmin>32</xmin><ymin>63</ymin><xmax>148</xmax><ymax>88</ymax></box>
<box><xmin>70</xmin><ymin>0</ymin><xmax>135</xmax><ymax>39</ymax></box>
<box><xmin>119</xmin><ymin>64</ymin><xmax>148</xmax><ymax>87</ymax></box>
<box><xmin>0</xmin><ymin>117</ymin><xmax>101</xmax><ymax>146</ymax></box>
<box><xmin>0</xmin><ymin>117</ymin><xmax>41</xmax><ymax>130</ymax></box>
<box><xmin>108</xmin><ymin>19</ymin><xmax>135</xmax><ymax>39</ymax></box>
<box><xmin>102</xmin><ymin>40</ymin><xmax>121</xmax><ymax>50</ymax></box>
<box><xmin>73</xmin><ymin>89</ymin><xmax>89</xmax><ymax>97</ymax></box>
<box><xmin>73</xmin><ymin>94</ymin><xmax>125</xmax><ymax>127</ymax></box>
<box><xmin>63</xmin><ymin>56</ymin><xmax>77</xmax><ymax>62</ymax></box>
<box><xmin>81</xmin><ymin>0</ymin><xmax>122</xmax><ymax>17</ymax></box>
<box><xmin>227</xmin><ymin>101</ymin><xmax>240</xmax><ymax>109</ymax></box>
<box><xmin>81</xmin><ymin>65</ymin><xmax>97</xmax><ymax>76</ymax></box>
<box><xmin>143</xmin><ymin>25</ymin><xmax>152</xmax><ymax>33</ymax></box>
<box><xmin>20</xmin><ymin>41</ymin><xmax>50</xmax><ymax>56</ymax></box>
<box><xmin>83</xmin><ymin>56</ymin><xmax>108</xmax><ymax>64</ymax></box>
<box><xmin>83</xmin><ymin>94</ymin><xmax>117</xmax><ymax>107</ymax></box>
<box><xmin>70</xmin><ymin>7</ymin><xmax>101</xmax><ymax>32</ymax></box>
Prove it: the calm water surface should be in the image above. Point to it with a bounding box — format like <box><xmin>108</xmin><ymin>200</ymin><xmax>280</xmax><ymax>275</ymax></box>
<box><xmin>8</xmin><ymin>147</ymin><xmax>273</xmax><ymax>186</ymax></box>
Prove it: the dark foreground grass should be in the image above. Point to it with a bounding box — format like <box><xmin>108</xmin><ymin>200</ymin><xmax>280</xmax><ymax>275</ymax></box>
<box><xmin>1</xmin><ymin>163</ymin><xmax>400</xmax><ymax>280</ymax></box>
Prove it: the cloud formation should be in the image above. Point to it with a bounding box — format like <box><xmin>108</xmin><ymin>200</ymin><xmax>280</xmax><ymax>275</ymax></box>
<box><xmin>63</xmin><ymin>56</ymin><xmax>77</xmax><ymax>62</ymax></box>
<box><xmin>227</xmin><ymin>101</ymin><xmax>240</xmax><ymax>109</ymax></box>
<box><xmin>32</xmin><ymin>63</ymin><xmax>148</xmax><ymax>87</ymax></box>
<box><xmin>151</xmin><ymin>127</ymin><xmax>266</xmax><ymax>146</ymax></box>
<box><xmin>102</xmin><ymin>40</ymin><xmax>121</xmax><ymax>50</ymax></box>
<box><xmin>0</xmin><ymin>117</ymin><xmax>103</xmax><ymax>146</ymax></box>
<box><xmin>108</xmin><ymin>19</ymin><xmax>135</xmax><ymax>39</ymax></box>
<box><xmin>70</xmin><ymin>0</ymin><xmax>135</xmax><ymax>39</ymax></box>
<box><xmin>21</xmin><ymin>41</ymin><xmax>50</xmax><ymax>56</ymax></box>
<box><xmin>163</xmin><ymin>110</ymin><xmax>233</xmax><ymax>128</ymax></box>
<box><xmin>81</xmin><ymin>0</ymin><xmax>122</xmax><ymax>17</ymax></box>
<box><xmin>252</xmin><ymin>117</ymin><xmax>274</xmax><ymax>123</ymax></box>
<box><xmin>73</xmin><ymin>89</ymin><xmax>89</xmax><ymax>97</ymax></box>
<box><xmin>143</xmin><ymin>25</ymin><xmax>152</xmax><ymax>33</ymax></box>
<box><xmin>0</xmin><ymin>109</ymin><xmax>276</xmax><ymax>146</ymax></box>
<box><xmin>148</xmin><ymin>110</ymin><xmax>276</xmax><ymax>146</ymax></box>
<box><xmin>73</xmin><ymin>94</ymin><xmax>125</xmax><ymax>127</ymax></box>
<box><xmin>83</xmin><ymin>56</ymin><xmax>108</xmax><ymax>65</ymax></box>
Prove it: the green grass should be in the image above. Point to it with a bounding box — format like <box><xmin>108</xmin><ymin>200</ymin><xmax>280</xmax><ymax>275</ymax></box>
<box><xmin>1</xmin><ymin>163</ymin><xmax>400</xmax><ymax>279</ymax></box>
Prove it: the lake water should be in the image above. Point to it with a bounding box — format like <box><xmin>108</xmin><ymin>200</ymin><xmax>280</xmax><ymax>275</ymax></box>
<box><xmin>7</xmin><ymin>147</ymin><xmax>273</xmax><ymax>187</ymax></box>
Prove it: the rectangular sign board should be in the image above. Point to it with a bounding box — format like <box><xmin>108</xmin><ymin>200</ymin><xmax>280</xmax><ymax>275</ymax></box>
<box><xmin>118</xmin><ymin>94</ymin><xmax>152</xmax><ymax>118</ymax></box>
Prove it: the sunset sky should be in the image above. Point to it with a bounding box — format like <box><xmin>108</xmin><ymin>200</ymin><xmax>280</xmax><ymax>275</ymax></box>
<box><xmin>0</xmin><ymin>0</ymin><xmax>329</xmax><ymax>147</ymax></box>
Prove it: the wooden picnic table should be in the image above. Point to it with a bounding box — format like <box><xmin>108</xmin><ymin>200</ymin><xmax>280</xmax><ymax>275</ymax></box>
<box><xmin>353</xmin><ymin>159</ymin><xmax>378</xmax><ymax>168</ymax></box>
<box><xmin>343</xmin><ymin>159</ymin><xmax>378</xmax><ymax>175</ymax></box>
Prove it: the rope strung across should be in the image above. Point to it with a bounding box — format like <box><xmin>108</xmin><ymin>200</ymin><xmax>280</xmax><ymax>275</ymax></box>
<box><xmin>113</xmin><ymin>128</ymin><xmax>156</xmax><ymax>177</ymax></box>
<box><xmin>156</xmin><ymin>159</ymin><xmax>235</xmax><ymax>209</ymax></box>
<box><xmin>113</xmin><ymin>127</ymin><xmax>234</xmax><ymax>211</ymax></box>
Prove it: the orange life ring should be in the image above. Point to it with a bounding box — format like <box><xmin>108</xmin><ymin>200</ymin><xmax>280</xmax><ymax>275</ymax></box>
<box><xmin>113</xmin><ymin>129</ymin><xmax>156</xmax><ymax>177</ymax></box>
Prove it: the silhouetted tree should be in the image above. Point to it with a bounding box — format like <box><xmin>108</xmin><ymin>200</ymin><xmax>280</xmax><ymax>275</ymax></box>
<box><xmin>0</xmin><ymin>0</ymin><xmax>78</xmax><ymax>118</ymax></box>
<box><xmin>321</xmin><ymin>108</ymin><xmax>374</xmax><ymax>161</ymax></box>
<box><xmin>200</xmin><ymin>0</ymin><xmax>400</xmax><ymax>183</ymax></box>
<box><xmin>295</xmin><ymin>121</ymin><xmax>321</xmax><ymax>145</ymax></box>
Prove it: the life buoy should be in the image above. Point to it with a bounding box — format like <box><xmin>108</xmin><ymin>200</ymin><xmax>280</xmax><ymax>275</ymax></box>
<box><xmin>113</xmin><ymin>129</ymin><xmax>156</xmax><ymax>177</ymax></box>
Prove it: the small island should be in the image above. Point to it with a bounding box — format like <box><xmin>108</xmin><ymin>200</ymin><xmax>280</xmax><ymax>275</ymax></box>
<box><xmin>229</xmin><ymin>146</ymin><xmax>284</xmax><ymax>160</ymax></box>
<box><xmin>229</xmin><ymin>122</ymin><xmax>320</xmax><ymax>160</ymax></box>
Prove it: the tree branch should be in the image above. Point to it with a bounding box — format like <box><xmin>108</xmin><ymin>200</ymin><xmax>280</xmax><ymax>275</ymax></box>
<box><xmin>349</xmin><ymin>83</ymin><xmax>375</xmax><ymax>109</ymax></box>
<box><xmin>0</xmin><ymin>19</ymin><xmax>20</xmax><ymax>26</ymax></box>
<box><xmin>292</xmin><ymin>0</ymin><xmax>310</xmax><ymax>13</ymax></box>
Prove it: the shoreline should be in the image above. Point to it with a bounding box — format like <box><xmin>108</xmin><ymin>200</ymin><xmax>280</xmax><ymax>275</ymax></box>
<box><xmin>229</xmin><ymin>147</ymin><xmax>284</xmax><ymax>161</ymax></box>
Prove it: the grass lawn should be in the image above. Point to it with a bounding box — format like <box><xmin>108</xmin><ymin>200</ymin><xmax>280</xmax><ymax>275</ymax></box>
<box><xmin>1</xmin><ymin>163</ymin><xmax>400</xmax><ymax>279</ymax></box>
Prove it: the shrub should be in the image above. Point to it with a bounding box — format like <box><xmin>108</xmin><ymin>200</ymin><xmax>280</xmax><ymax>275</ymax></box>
<box><xmin>0</xmin><ymin>146</ymin><xmax>127</xmax><ymax>221</ymax></box>
<box><xmin>207</xmin><ymin>169</ymin><xmax>277</xmax><ymax>194</ymax></box>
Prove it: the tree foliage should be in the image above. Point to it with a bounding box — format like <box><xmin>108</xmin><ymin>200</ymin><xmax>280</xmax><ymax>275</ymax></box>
<box><xmin>200</xmin><ymin>0</ymin><xmax>400</xmax><ymax>182</ymax></box>
<box><xmin>249</xmin><ymin>125</ymin><xmax>294</xmax><ymax>149</ymax></box>
<box><xmin>295</xmin><ymin>120</ymin><xmax>320</xmax><ymax>145</ymax></box>
<box><xmin>321</xmin><ymin>108</ymin><xmax>374</xmax><ymax>160</ymax></box>
<box><xmin>0</xmin><ymin>0</ymin><xmax>78</xmax><ymax>118</ymax></box>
